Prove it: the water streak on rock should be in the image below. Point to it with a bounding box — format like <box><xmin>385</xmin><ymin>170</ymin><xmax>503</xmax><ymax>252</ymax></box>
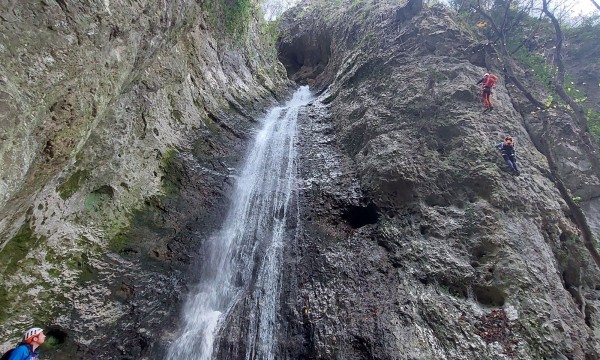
<box><xmin>166</xmin><ymin>86</ymin><xmax>312</xmax><ymax>360</ymax></box>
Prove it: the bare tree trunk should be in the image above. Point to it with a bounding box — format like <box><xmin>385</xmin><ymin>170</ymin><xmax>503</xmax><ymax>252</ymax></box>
<box><xmin>542</xmin><ymin>0</ymin><xmax>600</xmax><ymax>191</ymax></box>
<box><xmin>541</xmin><ymin>0</ymin><xmax>588</xmax><ymax>129</ymax></box>
<box><xmin>475</xmin><ymin>0</ymin><xmax>600</xmax><ymax>267</ymax></box>
<box><xmin>474</xmin><ymin>0</ymin><xmax>546</xmax><ymax>108</ymax></box>
<box><xmin>510</xmin><ymin>13</ymin><xmax>544</xmax><ymax>55</ymax></box>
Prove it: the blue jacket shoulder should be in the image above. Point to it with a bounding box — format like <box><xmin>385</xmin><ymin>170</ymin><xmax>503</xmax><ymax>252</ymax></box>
<box><xmin>7</xmin><ymin>344</ymin><xmax>31</xmax><ymax>360</ymax></box>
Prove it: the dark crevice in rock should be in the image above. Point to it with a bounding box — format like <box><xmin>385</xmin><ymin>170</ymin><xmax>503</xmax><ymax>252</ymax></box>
<box><xmin>351</xmin><ymin>335</ymin><xmax>374</xmax><ymax>358</ymax></box>
<box><xmin>43</xmin><ymin>140</ymin><xmax>55</xmax><ymax>160</ymax></box>
<box><xmin>140</xmin><ymin>113</ymin><xmax>148</xmax><ymax>139</ymax></box>
<box><xmin>341</xmin><ymin>202</ymin><xmax>379</xmax><ymax>228</ymax></box>
<box><xmin>54</xmin><ymin>0</ymin><xmax>68</xmax><ymax>13</ymax></box>
<box><xmin>584</xmin><ymin>305</ymin><xmax>594</xmax><ymax>327</ymax></box>
<box><xmin>473</xmin><ymin>285</ymin><xmax>506</xmax><ymax>307</ymax></box>
<box><xmin>560</xmin><ymin>232</ymin><xmax>567</xmax><ymax>242</ymax></box>
<box><xmin>45</xmin><ymin>326</ymin><xmax>68</xmax><ymax>345</ymax></box>
<box><xmin>471</xmin><ymin>241</ymin><xmax>499</xmax><ymax>263</ymax></box>
<box><xmin>278</xmin><ymin>36</ymin><xmax>332</xmax><ymax>85</ymax></box>
<box><xmin>92</xmin><ymin>185</ymin><xmax>115</xmax><ymax>198</ymax></box>
<box><xmin>439</xmin><ymin>279</ymin><xmax>468</xmax><ymax>299</ymax></box>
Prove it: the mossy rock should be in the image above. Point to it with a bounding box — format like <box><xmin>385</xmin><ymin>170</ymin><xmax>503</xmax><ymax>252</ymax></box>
<box><xmin>84</xmin><ymin>185</ymin><xmax>115</xmax><ymax>212</ymax></box>
<box><xmin>56</xmin><ymin>169</ymin><xmax>89</xmax><ymax>200</ymax></box>
<box><xmin>0</xmin><ymin>222</ymin><xmax>44</xmax><ymax>276</ymax></box>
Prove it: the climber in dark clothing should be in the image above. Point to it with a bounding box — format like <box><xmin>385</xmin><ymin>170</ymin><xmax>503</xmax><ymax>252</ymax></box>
<box><xmin>496</xmin><ymin>136</ymin><xmax>520</xmax><ymax>175</ymax></box>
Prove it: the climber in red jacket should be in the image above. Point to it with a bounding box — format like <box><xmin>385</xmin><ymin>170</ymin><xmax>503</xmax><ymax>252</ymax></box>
<box><xmin>476</xmin><ymin>73</ymin><xmax>498</xmax><ymax>111</ymax></box>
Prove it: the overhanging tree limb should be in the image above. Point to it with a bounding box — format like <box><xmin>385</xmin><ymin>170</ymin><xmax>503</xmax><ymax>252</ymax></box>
<box><xmin>591</xmin><ymin>0</ymin><xmax>600</xmax><ymax>11</ymax></box>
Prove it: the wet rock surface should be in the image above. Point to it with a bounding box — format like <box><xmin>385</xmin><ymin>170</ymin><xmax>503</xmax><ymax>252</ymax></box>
<box><xmin>0</xmin><ymin>0</ymin><xmax>290</xmax><ymax>358</ymax></box>
<box><xmin>278</xmin><ymin>0</ymin><xmax>600</xmax><ymax>359</ymax></box>
<box><xmin>1</xmin><ymin>0</ymin><xmax>599</xmax><ymax>358</ymax></box>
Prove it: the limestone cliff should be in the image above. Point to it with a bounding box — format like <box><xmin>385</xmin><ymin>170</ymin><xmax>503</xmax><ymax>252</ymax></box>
<box><xmin>0</xmin><ymin>0</ymin><xmax>289</xmax><ymax>358</ymax></box>
<box><xmin>2</xmin><ymin>0</ymin><xmax>600</xmax><ymax>359</ymax></box>
<box><xmin>275</xmin><ymin>0</ymin><xmax>600</xmax><ymax>358</ymax></box>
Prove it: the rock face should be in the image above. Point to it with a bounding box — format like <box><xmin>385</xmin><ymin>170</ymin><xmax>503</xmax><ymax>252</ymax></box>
<box><xmin>0</xmin><ymin>0</ymin><xmax>290</xmax><ymax>358</ymax></box>
<box><xmin>2</xmin><ymin>0</ymin><xmax>600</xmax><ymax>359</ymax></box>
<box><xmin>276</xmin><ymin>0</ymin><xmax>600</xmax><ymax>358</ymax></box>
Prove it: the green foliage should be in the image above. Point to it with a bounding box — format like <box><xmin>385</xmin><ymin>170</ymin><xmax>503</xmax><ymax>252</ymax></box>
<box><xmin>202</xmin><ymin>0</ymin><xmax>254</xmax><ymax>40</ymax></box>
<box><xmin>262</xmin><ymin>18</ymin><xmax>280</xmax><ymax>45</ymax></box>
<box><xmin>587</xmin><ymin>108</ymin><xmax>600</xmax><ymax>137</ymax></box>
<box><xmin>513</xmin><ymin>48</ymin><xmax>556</xmax><ymax>92</ymax></box>
<box><xmin>513</xmin><ymin>46</ymin><xmax>600</xmax><ymax>138</ymax></box>
<box><xmin>565</xmin><ymin>15</ymin><xmax>600</xmax><ymax>59</ymax></box>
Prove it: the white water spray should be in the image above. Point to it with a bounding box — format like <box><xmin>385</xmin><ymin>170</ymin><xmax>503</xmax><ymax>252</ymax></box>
<box><xmin>166</xmin><ymin>86</ymin><xmax>312</xmax><ymax>360</ymax></box>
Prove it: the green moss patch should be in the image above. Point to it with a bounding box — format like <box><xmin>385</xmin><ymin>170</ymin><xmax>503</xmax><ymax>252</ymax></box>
<box><xmin>202</xmin><ymin>0</ymin><xmax>254</xmax><ymax>39</ymax></box>
<box><xmin>0</xmin><ymin>287</ymin><xmax>10</xmax><ymax>323</ymax></box>
<box><xmin>160</xmin><ymin>148</ymin><xmax>183</xmax><ymax>198</ymax></box>
<box><xmin>105</xmin><ymin>149</ymin><xmax>184</xmax><ymax>254</ymax></box>
<box><xmin>0</xmin><ymin>222</ymin><xmax>43</xmax><ymax>275</ymax></box>
<box><xmin>109</xmin><ymin>232</ymin><xmax>131</xmax><ymax>254</ymax></box>
<box><xmin>56</xmin><ymin>169</ymin><xmax>89</xmax><ymax>200</ymax></box>
<box><xmin>84</xmin><ymin>185</ymin><xmax>115</xmax><ymax>212</ymax></box>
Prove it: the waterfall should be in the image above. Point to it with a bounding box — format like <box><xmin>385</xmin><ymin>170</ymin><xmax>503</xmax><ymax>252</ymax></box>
<box><xmin>166</xmin><ymin>86</ymin><xmax>313</xmax><ymax>360</ymax></box>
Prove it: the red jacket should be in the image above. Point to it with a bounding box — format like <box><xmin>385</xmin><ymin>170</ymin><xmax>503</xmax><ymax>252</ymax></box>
<box><xmin>483</xmin><ymin>75</ymin><xmax>498</xmax><ymax>88</ymax></box>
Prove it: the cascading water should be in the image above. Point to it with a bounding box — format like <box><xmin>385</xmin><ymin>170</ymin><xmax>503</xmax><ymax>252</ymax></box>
<box><xmin>166</xmin><ymin>86</ymin><xmax>313</xmax><ymax>360</ymax></box>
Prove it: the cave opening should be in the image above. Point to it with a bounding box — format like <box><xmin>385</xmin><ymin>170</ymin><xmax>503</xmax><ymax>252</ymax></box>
<box><xmin>342</xmin><ymin>203</ymin><xmax>379</xmax><ymax>229</ymax></box>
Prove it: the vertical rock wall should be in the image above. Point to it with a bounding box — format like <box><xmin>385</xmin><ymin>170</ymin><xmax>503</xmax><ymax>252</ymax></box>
<box><xmin>0</xmin><ymin>0</ymin><xmax>290</xmax><ymax>358</ymax></box>
<box><xmin>277</xmin><ymin>0</ymin><xmax>600</xmax><ymax>358</ymax></box>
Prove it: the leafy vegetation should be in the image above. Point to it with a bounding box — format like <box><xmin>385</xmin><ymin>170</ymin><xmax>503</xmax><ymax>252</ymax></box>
<box><xmin>446</xmin><ymin>0</ymin><xmax>600</xmax><ymax>136</ymax></box>
<box><xmin>202</xmin><ymin>0</ymin><xmax>254</xmax><ymax>40</ymax></box>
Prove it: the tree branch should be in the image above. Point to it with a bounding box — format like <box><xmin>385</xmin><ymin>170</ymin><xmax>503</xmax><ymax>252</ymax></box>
<box><xmin>591</xmin><ymin>0</ymin><xmax>600</xmax><ymax>11</ymax></box>
<box><xmin>510</xmin><ymin>11</ymin><xmax>544</xmax><ymax>55</ymax></box>
<box><xmin>541</xmin><ymin>0</ymin><xmax>588</xmax><ymax>130</ymax></box>
<box><xmin>473</xmin><ymin>0</ymin><xmax>546</xmax><ymax>108</ymax></box>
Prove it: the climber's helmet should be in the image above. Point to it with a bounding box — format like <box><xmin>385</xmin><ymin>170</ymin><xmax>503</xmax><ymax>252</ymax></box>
<box><xmin>22</xmin><ymin>327</ymin><xmax>44</xmax><ymax>344</ymax></box>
